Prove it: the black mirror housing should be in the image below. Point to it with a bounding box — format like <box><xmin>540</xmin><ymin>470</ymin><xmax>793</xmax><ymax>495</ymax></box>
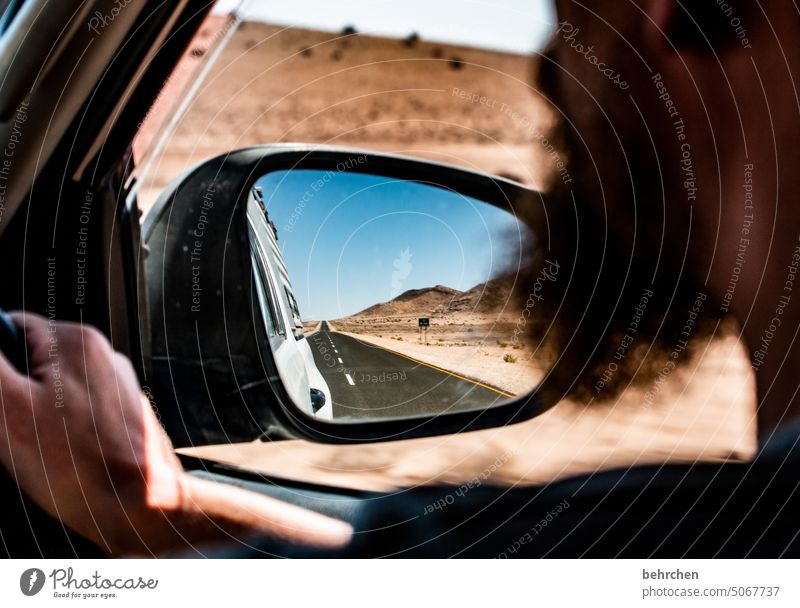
<box><xmin>143</xmin><ymin>145</ymin><xmax>556</xmax><ymax>446</ymax></box>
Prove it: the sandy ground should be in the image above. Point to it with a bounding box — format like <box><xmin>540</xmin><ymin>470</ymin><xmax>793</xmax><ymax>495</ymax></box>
<box><xmin>320</xmin><ymin>278</ymin><xmax>548</xmax><ymax>396</ymax></box>
<box><xmin>133</xmin><ymin>19</ymin><xmax>556</xmax><ymax>214</ymax></box>
<box><xmin>142</xmin><ymin>17</ymin><xmax>758</xmax><ymax>491</ymax></box>
<box><xmin>331</xmin><ymin>318</ymin><xmax>544</xmax><ymax>397</ymax></box>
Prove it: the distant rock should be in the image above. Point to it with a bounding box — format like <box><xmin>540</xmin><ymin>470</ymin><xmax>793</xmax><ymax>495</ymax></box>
<box><xmin>346</xmin><ymin>276</ymin><xmax>516</xmax><ymax>319</ymax></box>
<box><xmin>354</xmin><ymin>284</ymin><xmax>463</xmax><ymax>317</ymax></box>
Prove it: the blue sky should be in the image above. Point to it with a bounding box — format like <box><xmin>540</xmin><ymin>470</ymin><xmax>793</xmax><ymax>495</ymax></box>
<box><xmin>257</xmin><ymin>170</ymin><xmax>525</xmax><ymax>320</ymax></box>
<box><xmin>214</xmin><ymin>0</ymin><xmax>556</xmax><ymax>54</ymax></box>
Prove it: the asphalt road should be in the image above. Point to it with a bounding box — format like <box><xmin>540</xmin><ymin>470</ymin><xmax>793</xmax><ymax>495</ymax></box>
<box><xmin>309</xmin><ymin>321</ymin><xmax>511</xmax><ymax>420</ymax></box>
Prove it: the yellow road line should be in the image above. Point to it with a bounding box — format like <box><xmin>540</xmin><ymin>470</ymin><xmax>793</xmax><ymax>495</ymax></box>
<box><xmin>342</xmin><ymin>333</ymin><xmax>515</xmax><ymax>399</ymax></box>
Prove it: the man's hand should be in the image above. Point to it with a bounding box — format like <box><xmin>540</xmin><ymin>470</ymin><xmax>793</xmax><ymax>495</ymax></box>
<box><xmin>0</xmin><ymin>312</ymin><xmax>352</xmax><ymax>556</ymax></box>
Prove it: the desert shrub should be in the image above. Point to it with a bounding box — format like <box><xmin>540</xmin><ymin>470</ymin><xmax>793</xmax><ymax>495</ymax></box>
<box><xmin>299</xmin><ymin>46</ymin><xmax>312</xmax><ymax>58</ymax></box>
<box><xmin>341</xmin><ymin>25</ymin><xmax>357</xmax><ymax>36</ymax></box>
<box><xmin>503</xmin><ymin>354</ymin><xmax>517</xmax><ymax>363</ymax></box>
<box><xmin>496</xmin><ymin>340</ymin><xmax>509</xmax><ymax>347</ymax></box>
<box><xmin>402</xmin><ymin>32</ymin><xmax>420</xmax><ymax>48</ymax></box>
<box><xmin>449</xmin><ymin>57</ymin><xmax>464</xmax><ymax>70</ymax></box>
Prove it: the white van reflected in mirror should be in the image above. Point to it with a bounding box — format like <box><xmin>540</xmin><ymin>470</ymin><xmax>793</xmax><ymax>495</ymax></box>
<box><xmin>248</xmin><ymin>187</ymin><xmax>333</xmax><ymax>420</ymax></box>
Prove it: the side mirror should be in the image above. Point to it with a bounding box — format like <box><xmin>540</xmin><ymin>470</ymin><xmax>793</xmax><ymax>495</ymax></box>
<box><xmin>143</xmin><ymin>145</ymin><xmax>558</xmax><ymax>446</ymax></box>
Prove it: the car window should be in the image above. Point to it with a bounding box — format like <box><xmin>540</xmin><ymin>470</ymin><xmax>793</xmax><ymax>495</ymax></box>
<box><xmin>248</xmin><ymin>207</ymin><xmax>286</xmax><ymax>342</ymax></box>
<box><xmin>251</xmin><ymin>257</ymin><xmax>280</xmax><ymax>339</ymax></box>
<box><xmin>284</xmin><ymin>286</ymin><xmax>301</xmax><ymax>324</ymax></box>
<box><xmin>144</xmin><ymin>1</ymin><xmax>755</xmax><ymax>491</ymax></box>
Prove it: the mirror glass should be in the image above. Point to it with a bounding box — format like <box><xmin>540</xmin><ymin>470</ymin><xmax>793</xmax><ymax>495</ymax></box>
<box><xmin>247</xmin><ymin>169</ymin><xmax>551</xmax><ymax>422</ymax></box>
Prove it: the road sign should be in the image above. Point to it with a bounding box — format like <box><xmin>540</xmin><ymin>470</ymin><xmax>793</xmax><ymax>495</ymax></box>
<box><xmin>418</xmin><ymin>317</ymin><xmax>430</xmax><ymax>344</ymax></box>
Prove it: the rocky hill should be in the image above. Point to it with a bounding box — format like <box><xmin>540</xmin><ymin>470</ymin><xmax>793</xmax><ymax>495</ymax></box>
<box><xmin>134</xmin><ymin>17</ymin><xmax>555</xmax><ymax>212</ymax></box>
<box><xmin>345</xmin><ymin>276</ymin><xmax>517</xmax><ymax>320</ymax></box>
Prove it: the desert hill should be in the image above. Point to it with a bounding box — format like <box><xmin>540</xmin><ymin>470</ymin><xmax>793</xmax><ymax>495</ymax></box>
<box><xmin>353</xmin><ymin>284</ymin><xmax>462</xmax><ymax>318</ymax></box>
<box><xmin>445</xmin><ymin>277</ymin><xmax>517</xmax><ymax>315</ymax></box>
<box><xmin>344</xmin><ymin>276</ymin><xmax>517</xmax><ymax>320</ymax></box>
<box><xmin>134</xmin><ymin>18</ymin><xmax>556</xmax><ymax>212</ymax></box>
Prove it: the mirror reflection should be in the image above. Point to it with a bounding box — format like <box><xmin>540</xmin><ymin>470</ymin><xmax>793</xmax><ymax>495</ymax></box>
<box><xmin>248</xmin><ymin>169</ymin><xmax>551</xmax><ymax>422</ymax></box>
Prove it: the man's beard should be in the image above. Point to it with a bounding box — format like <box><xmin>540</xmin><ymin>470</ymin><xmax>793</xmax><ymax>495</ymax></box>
<box><xmin>514</xmin><ymin>125</ymin><xmax>721</xmax><ymax>403</ymax></box>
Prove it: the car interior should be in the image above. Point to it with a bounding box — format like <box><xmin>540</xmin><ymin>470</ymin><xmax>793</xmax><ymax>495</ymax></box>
<box><xmin>1</xmin><ymin>0</ymin><xmax>800</xmax><ymax>559</ymax></box>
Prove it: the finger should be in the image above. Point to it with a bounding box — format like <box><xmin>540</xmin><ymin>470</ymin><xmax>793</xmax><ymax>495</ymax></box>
<box><xmin>0</xmin><ymin>311</ymin><xmax>50</xmax><ymax>394</ymax></box>
<box><xmin>0</xmin><ymin>337</ymin><xmax>25</xmax><ymax>390</ymax></box>
<box><xmin>7</xmin><ymin>311</ymin><xmax>57</xmax><ymax>381</ymax></box>
<box><xmin>10</xmin><ymin>312</ymin><xmax>115</xmax><ymax>383</ymax></box>
<box><xmin>176</xmin><ymin>474</ymin><xmax>354</xmax><ymax>550</ymax></box>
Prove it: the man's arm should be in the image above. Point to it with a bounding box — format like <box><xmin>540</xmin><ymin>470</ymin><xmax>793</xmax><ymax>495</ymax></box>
<box><xmin>0</xmin><ymin>312</ymin><xmax>352</xmax><ymax>556</ymax></box>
